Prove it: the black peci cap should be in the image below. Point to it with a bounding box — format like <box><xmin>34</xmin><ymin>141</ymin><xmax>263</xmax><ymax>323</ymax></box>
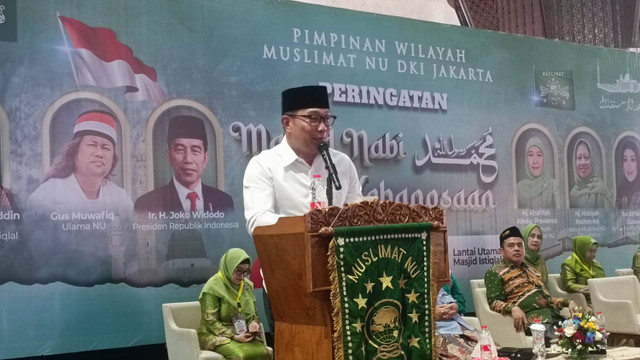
<box><xmin>281</xmin><ymin>85</ymin><xmax>330</xmax><ymax>114</ymax></box>
<box><xmin>167</xmin><ymin>115</ymin><xmax>208</xmax><ymax>150</ymax></box>
<box><xmin>500</xmin><ymin>226</ymin><xmax>523</xmax><ymax>247</ymax></box>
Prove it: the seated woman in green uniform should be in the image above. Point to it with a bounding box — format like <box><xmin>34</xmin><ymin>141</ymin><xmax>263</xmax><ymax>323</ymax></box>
<box><xmin>441</xmin><ymin>272</ymin><xmax>466</xmax><ymax>315</ymax></box>
<box><xmin>198</xmin><ymin>248</ymin><xmax>270</xmax><ymax>360</ymax></box>
<box><xmin>561</xmin><ymin>236</ymin><xmax>605</xmax><ymax>296</ymax></box>
<box><xmin>435</xmin><ymin>287</ymin><xmax>478</xmax><ymax>359</ymax></box>
<box><xmin>522</xmin><ymin>224</ymin><xmax>549</xmax><ymax>284</ymax></box>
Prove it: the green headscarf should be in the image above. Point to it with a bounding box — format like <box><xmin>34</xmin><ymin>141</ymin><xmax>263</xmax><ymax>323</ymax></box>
<box><xmin>200</xmin><ymin>248</ymin><xmax>256</xmax><ymax>317</ymax></box>
<box><xmin>522</xmin><ymin>223</ymin><xmax>548</xmax><ymax>283</ymax></box>
<box><xmin>517</xmin><ymin>137</ymin><xmax>556</xmax><ymax>208</ymax></box>
<box><xmin>566</xmin><ymin>236</ymin><xmax>605</xmax><ymax>277</ymax></box>
<box><xmin>569</xmin><ymin>139</ymin><xmax>610</xmax><ymax>208</ymax></box>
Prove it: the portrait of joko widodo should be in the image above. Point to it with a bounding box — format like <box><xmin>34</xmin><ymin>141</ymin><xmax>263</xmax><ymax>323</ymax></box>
<box><xmin>134</xmin><ymin>115</ymin><xmax>234</xmax><ymax>214</ymax></box>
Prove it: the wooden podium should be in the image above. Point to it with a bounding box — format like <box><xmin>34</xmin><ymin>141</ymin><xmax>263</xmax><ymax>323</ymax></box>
<box><xmin>252</xmin><ymin>201</ymin><xmax>448</xmax><ymax>360</ymax></box>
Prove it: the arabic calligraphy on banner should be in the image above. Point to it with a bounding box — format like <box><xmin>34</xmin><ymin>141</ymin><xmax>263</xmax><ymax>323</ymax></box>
<box><xmin>415</xmin><ymin>128</ymin><xmax>497</xmax><ymax>184</ymax></box>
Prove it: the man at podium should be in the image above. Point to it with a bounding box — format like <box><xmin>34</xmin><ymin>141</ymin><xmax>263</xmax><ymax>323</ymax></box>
<box><xmin>243</xmin><ymin>85</ymin><xmax>363</xmax><ymax>234</ymax></box>
<box><xmin>242</xmin><ymin>84</ymin><xmax>364</xmax><ymax>340</ymax></box>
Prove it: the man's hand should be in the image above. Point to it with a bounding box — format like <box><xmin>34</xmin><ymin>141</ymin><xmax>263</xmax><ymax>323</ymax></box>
<box><xmin>577</xmin><ymin>287</ymin><xmax>590</xmax><ymax>294</ymax></box>
<box><xmin>568</xmin><ymin>300</ymin><xmax>577</xmax><ymax>314</ymax></box>
<box><xmin>511</xmin><ymin>306</ymin><xmax>528</xmax><ymax>332</ymax></box>
<box><xmin>233</xmin><ymin>333</ymin><xmax>255</xmax><ymax>343</ymax></box>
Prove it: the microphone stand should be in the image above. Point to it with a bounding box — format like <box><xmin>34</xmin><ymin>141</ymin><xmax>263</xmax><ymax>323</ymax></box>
<box><xmin>326</xmin><ymin>170</ymin><xmax>334</xmax><ymax>206</ymax></box>
<box><xmin>317</xmin><ymin>141</ymin><xmax>340</xmax><ymax>206</ymax></box>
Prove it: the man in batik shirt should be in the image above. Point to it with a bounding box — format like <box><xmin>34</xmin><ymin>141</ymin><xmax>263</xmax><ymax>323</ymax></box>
<box><xmin>485</xmin><ymin>226</ymin><xmax>576</xmax><ymax>340</ymax></box>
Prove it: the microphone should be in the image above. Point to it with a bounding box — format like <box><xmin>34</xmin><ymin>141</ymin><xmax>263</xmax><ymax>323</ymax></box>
<box><xmin>317</xmin><ymin>141</ymin><xmax>342</xmax><ymax>190</ymax></box>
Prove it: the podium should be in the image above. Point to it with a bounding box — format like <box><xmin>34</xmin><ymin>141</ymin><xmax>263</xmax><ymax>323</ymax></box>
<box><xmin>252</xmin><ymin>201</ymin><xmax>449</xmax><ymax>360</ymax></box>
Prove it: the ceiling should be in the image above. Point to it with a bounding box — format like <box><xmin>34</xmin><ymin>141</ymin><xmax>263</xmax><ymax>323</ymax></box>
<box><xmin>449</xmin><ymin>0</ymin><xmax>640</xmax><ymax>50</ymax></box>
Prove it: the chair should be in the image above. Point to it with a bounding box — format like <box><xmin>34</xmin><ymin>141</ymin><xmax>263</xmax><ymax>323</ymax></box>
<box><xmin>162</xmin><ymin>302</ymin><xmax>222</xmax><ymax>360</ymax></box>
<box><xmin>471</xmin><ymin>287</ymin><xmax>532</xmax><ymax>348</ymax></box>
<box><xmin>162</xmin><ymin>301</ymin><xmax>273</xmax><ymax>360</ymax></box>
<box><xmin>469</xmin><ymin>279</ymin><xmax>485</xmax><ymax>292</ymax></box>
<box><xmin>588</xmin><ymin>276</ymin><xmax>640</xmax><ymax>341</ymax></box>
<box><xmin>462</xmin><ymin>315</ymin><xmax>481</xmax><ymax>330</ymax></box>
<box><xmin>546</xmin><ymin>274</ymin><xmax>590</xmax><ymax>314</ymax></box>
<box><xmin>615</xmin><ymin>268</ymin><xmax>634</xmax><ymax>277</ymax></box>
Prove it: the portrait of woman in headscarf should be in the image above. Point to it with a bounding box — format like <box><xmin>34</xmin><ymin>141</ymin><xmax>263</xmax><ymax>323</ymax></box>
<box><xmin>561</xmin><ymin>236</ymin><xmax>605</xmax><ymax>295</ymax></box>
<box><xmin>522</xmin><ymin>224</ymin><xmax>548</xmax><ymax>284</ymax></box>
<box><xmin>198</xmin><ymin>248</ymin><xmax>270</xmax><ymax>360</ymax></box>
<box><xmin>615</xmin><ymin>140</ymin><xmax>640</xmax><ymax>209</ymax></box>
<box><xmin>517</xmin><ymin>136</ymin><xmax>558</xmax><ymax>208</ymax></box>
<box><xmin>569</xmin><ymin>139</ymin><xmax>610</xmax><ymax>208</ymax></box>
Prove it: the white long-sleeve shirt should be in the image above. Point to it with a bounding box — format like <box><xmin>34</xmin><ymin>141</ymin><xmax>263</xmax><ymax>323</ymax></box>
<box><xmin>243</xmin><ymin>136</ymin><xmax>363</xmax><ymax>235</ymax></box>
<box><xmin>27</xmin><ymin>174</ymin><xmax>133</xmax><ymax>218</ymax></box>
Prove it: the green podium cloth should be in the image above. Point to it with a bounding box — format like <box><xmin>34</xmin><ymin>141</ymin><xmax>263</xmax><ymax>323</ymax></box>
<box><xmin>328</xmin><ymin>222</ymin><xmax>435</xmax><ymax>360</ymax></box>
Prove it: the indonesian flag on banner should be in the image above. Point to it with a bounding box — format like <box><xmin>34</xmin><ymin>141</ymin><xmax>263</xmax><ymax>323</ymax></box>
<box><xmin>58</xmin><ymin>15</ymin><xmax>168</xmax><ymax>105</ymax></box>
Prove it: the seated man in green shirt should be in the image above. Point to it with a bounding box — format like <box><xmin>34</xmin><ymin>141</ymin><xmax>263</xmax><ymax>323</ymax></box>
<box><xmin>485</xmin><ymin>226</ymin><xmax>577</xmax><ymax>342</ymax></box>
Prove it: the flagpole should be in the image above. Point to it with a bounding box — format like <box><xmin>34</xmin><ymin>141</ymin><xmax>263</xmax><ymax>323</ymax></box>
<box><xmin>56</xmin><ymin>12</ymin><xmax>80</xmax><ymax>89</ymax></box>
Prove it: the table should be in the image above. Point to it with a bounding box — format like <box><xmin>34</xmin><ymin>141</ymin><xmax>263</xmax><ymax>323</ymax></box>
<box><xmin>547</xmin><ymin>347</ymin><xmax>640</xmax><ymax>359</ymax></box>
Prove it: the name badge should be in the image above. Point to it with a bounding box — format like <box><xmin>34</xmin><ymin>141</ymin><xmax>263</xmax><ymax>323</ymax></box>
<box><xmin>233</xmin><ymin>313</ymin><xmax>248</xmax><ymax>335</ymax></box>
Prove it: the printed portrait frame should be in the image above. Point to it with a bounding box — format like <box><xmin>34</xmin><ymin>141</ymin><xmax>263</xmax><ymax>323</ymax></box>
<box><xmin>511</xmin><ymin>123</ymin><xmax>560</xmax><ymax>209</ymax></box>
<box><xmin>612</xmin><ymin>131</ymin><xmax>640</xmax><ymax>208</ymax></box>
<box><xmin>0</xmin><ymin>106</ymin><xmax>10</xmax><ymax>188</ymax></box>
<box><xmin>41</xmin><ymin>91</ymin><xmax>131</xmax><ymax>194</ymax></box>
<box><xmin>144</xmin><ymin>99</ymin><xmax>225</xmax><ymax>192</ymax></box>
<box><xmin>564</xmin><ymin>127</ymin><xmax>607</xmax><ymax>209</ymax></box>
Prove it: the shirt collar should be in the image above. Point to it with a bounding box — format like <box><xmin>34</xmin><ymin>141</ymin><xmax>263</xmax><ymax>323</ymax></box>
<box><xmin>503</xmin><ymin>259</ymin><xmax>527</xmax><ymax>269</ymax></box>
<box><xmin>278</xmin><ymin>136</ymin><xmax>311</xmax><ymax>166</ymax></box>
<box><xmin>71</xmin><ymin>173</ymin><xmax>104</xmax><ymax>200</ymax></box>
<box><xmin>172</xmin><ymin>177</ymin><xmax>203</xmax><ymax>200</ymax></box>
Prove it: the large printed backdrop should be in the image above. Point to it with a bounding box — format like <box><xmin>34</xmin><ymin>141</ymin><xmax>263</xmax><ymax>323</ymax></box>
<box><xmin>1</xmin><ymin>0</ymin><xmax>640</xmax><ymax>357</ymax></box>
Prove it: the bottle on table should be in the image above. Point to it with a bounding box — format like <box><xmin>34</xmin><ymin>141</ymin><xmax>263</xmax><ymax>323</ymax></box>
<box><xmin>596</xmin><ymin>311</ymin><xmax>607</xmax><ymax>351</ymax></box>
<box><xmin>310</xmin><ymin>174</ymin><xmax>327</xmax><ymax>210</ymax></box>
<box><xmin>479</xmin><ymin>325</ymin><xmax>494</xmax><ymax>360</ymax></box>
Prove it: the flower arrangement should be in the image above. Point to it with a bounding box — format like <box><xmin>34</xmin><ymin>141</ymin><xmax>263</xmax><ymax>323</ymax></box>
<box><xmin>555</xmin><ymin>312</ymin><xmax>607</xmax><ymax>359</ymax></box>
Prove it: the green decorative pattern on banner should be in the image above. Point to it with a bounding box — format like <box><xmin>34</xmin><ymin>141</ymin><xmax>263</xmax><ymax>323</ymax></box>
<box><xmin>534</xmin><ymin>70</ymin><xmax>575</xmax><ymax>110</ymax></box>
<box><xmin>329</xmin><ymin>223</ymin><xmax>434</xmax><ymax>360</ymax></box>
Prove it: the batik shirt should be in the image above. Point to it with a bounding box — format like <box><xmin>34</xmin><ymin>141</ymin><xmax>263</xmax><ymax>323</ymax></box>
<box><xmin>485</xmin><ymin>260</ymin><xmax>568</xmax><ymax>323</ymax></box>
